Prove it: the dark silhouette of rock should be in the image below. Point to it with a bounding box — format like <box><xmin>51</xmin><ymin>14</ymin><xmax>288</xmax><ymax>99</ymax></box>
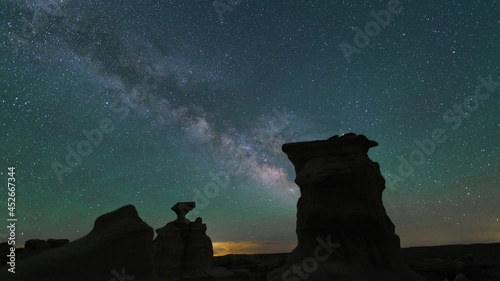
<box><xmin>413</xmin><ymin>257</ymin><xmax>486</xmax><ymax>281</ymax></box>
<box><xmin>14</xmin><ymin>239</ymin><xmax>50</xmax><ymax>261</ymax></box>
<box><xmin>268</xmin><ymin>133</ymin><xmax>426</xmax><ymax>281</ymax></box>
<box><xmin>154</xmin><ymin>201</ymin><xmax>213</xmax><ymax>281</ymax></box>
<box><xmin>210</xmin><ymin>243</ymin><xmax>500</xmax><ymax>281</ymax></box>
<box><xmin>24</xmin><ymin>239</ymin><xmax>50</xmax><ymax>252</ymax></box>
<box><xmin>206</xmin><ymin>267</ymin><xmax>237</xmax><ymax>279</ymax></box>
<box><xmin>0</xmin><ymin>205</ymin><xmax>158</xmax><ymax>281</ymax></box>
<box><xmin>47</xmin><ymin>238</ymin><xmax>70</xmax><ymax>248</ymax></box>
<box><xmin>0</xmin><ymin>242</ymin><xmax>10</xmax><ymax>265</ymax></box>
<box><xmin>14</xmin><ymin>238</ymin><xmax>70</xmax><ymax>261</ymax></box>
<box><xmin>214</xmin><ymin>253</ymin><xmax>287</xmax><ymax>281</ymax></box>
<box><xmin>172</xmin><ymin>201</ymin><xmax>196</xmax><ymax>224</ymax></box>
<box><xmin>403</xmin><ymin>243</ymin><xmax>500</xmax><ymax>281</ymax></box>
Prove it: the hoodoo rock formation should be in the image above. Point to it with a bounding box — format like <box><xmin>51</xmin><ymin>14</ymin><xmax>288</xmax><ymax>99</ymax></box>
<box><xmin>0</xmin><ymin>203</ymin><xmax>218</xmax><ymax>281</ymax></box>
<box><xmin>268</xmin><ymin>133</ymin><xmax>426</xmax><ymax>281</ymax></box>
<box><xmin>154</xmin><ymin>201</ymin><xmax>214</xmax><ymax>281</ymax></box>
<box><xmin>0</xmin><ymin>205</ymin><xmax>158</xmax><ymax>281</ymax></box>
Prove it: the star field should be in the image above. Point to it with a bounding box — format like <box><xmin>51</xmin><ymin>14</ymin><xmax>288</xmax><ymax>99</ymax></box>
<box><xmin>0</xmin><ymin>0</ymin><xmax>499</xmax><ymax>254</ymax></box>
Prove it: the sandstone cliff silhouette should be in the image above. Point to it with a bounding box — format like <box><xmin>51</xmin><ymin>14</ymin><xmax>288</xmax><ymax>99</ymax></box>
<box><xmin>268</xmin><ymin>133</ymin><xmax>426</xmax><ymax>281</ymax></box>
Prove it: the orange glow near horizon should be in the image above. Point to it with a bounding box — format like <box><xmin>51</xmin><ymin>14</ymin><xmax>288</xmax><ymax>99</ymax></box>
<box><xmin>213</xmin><ymin>229</ymin><xmax>500</xmax><ymax>256</ymax></box>
<box><xmin>212</xmin><ymin>241</ymin><xmax>296</xmax><ymax>256</ymax></box>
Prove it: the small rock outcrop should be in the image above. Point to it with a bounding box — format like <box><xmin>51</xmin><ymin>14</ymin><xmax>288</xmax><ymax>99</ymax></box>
<box><xmin>0</xmin><ymin>205</ymin><xmax>158</xmax><ymax>281</ymax></box>
<box><xmin>47</xmin><ymin>238</ymin><xmax>70</xmax><ymax>248</ymax></box>
<box><xmin>268</xmin><ymin>133</ymin><xmax>426</xmax><ymax>281</ymax></box>
<box><xmin>14</xmin><ymin>238</ymin><xmax>70</xmax><ymax>261</ymax></box>
<box><xmin>0</xmin><ymin>242</ymin><xmax>10</xmax><ymax>265</ymax></box>
<box><xmin>154</xmin><ymin>201</ymin><xmax>214</xmax><ymax>281</ymax></box>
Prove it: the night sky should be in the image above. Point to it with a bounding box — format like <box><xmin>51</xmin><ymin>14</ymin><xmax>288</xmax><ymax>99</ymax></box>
<box><xmin>0</xmin><ymin>0</ymin><xmax>499</xmax><ymax>256</ymax></box>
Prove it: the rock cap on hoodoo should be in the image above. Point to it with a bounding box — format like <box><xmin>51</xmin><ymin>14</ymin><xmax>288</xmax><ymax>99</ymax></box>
<box><xmin>282</xmin><ymin>133</ymin><xmax>378</xmax><ymax>173</ymax></box>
